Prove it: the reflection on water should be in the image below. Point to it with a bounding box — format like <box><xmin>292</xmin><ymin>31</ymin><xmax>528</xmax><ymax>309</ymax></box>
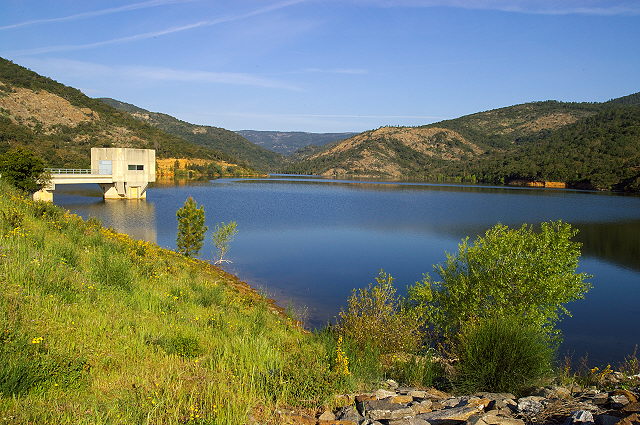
<box><xmin>54</xmin><ymin>185</ymin><xmax>157</xmax><ymax>243</ymax></box>
<box><xmin>54</xmin><ymin>178</ymin><xmax>640</xmax><ymax>364</ymax></box>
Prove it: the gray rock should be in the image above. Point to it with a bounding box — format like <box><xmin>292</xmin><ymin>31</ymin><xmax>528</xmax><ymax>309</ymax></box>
<box><xmin>410</xmin><ymin>400</ymin><xmax>433</xmax><ymax>415</ymax></box>
<box><xmin>388</xmin><ymin>418</ymin><xmax>431</xmax><ymax>425</ymax></box>
<box><xmin>595</xmin><ymin>414</ymin><xmax>623</xmax><ymax>425</ymax></box>
<box><xmin>375</xmin><ymin>389</ymin><xmax>398</xmax><ymax>400</ymax></box>
<box><xmin>336</xmin><ymin>405</ymin><xmax>365</xmax><ymax>422</ymax></box>
<box><xmin>361</xmin><ymin>399</ymin><xmax>415</xmax><ymax>421</ymax></box>
<box><xmin>565</xmin><ymin>410</ymin><xmax>595</xmax><ymax>425</ymax></box>
<box><xmin>417</xmin><ymin>404</ymin><xmax>485</xmax><ymax>425</ymax></box>
<box><xmin>516</xmin><ymin>398</ymin><xmax>544</xmax><ymax>417</ymax></box>
<box><xmin>475</xmin><ymin>393</ymin><xmax>517</xmax><ymax>402</ymax></box>
<box><xmin>385</xmin><ymin>379</ymin><xmax>400</xmax><ymax>389</ymax></box>
<box><xmin>442</xmin><ymin>397</ymin><xmax>466</xmax><ymax>408</ymax></box>
<box><xmin>467</xmin><ymin>412</ymin><xmax>525</xmax><ymax>425</ymax></box>
<box><xmin>593</xmin><ymin>393</ymin><xmax>610</xmax><ymax>405</ymax></box>
<box><xmin>611</xmin><ymin>395</ymin><xmax>630</xmax><ymax>409</ymax></box>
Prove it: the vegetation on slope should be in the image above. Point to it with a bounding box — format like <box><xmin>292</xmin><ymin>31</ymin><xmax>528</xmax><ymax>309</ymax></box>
<box><xmin>0</xmin><ymin>58</ymin><xmax>244</xmax><ymax>169</ymax></box>
<box><xmin>472</xmin><ymin>105</ymin><xmax>640</xmax><ymax>191</ymax></box>
<box><xmin>286</xmin><ymin>94</ymin><xmax>640</xmax><ymax>192</ymax></box>
<box><xmin>99</xmin><ymin>98</ymin><xmax>287</xmax><ymax>172</ymax></box>
<box><xmin>0</xmin><ymin>181</ymin><xmax>359</xmax><ymax>424</ymax></box>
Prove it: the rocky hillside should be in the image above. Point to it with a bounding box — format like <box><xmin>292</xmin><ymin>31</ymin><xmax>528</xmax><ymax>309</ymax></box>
<box><xmin>0</xmin><ymin>58</ymin><xmax>242</xmax><ymax>168</ymax></box>
<box><xmin>99</xmin><ymin>98</ymin><xmax>287</xmax><ymax>172</ymax></box>
<box><xmin>236</xmin><ymin>130</ymin><xmax>357</xmax><ymax>156</ymax></box>
<box><xmin>287</xmin><ymin>94</ymin><xmax>640</xmax><ymax>191</ymax></box>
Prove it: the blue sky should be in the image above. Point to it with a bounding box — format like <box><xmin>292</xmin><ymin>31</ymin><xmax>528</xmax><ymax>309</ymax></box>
<box><xmin>1</xmin><ymin>0</ymin><xmax>639</xmax><ymax>132</ymax></box>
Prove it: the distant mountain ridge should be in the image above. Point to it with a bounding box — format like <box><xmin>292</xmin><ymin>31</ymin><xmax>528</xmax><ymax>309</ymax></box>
<box><xmin>236</xmin><ymin>130</ymin><xmax>357</xmax><ymax>156</ymax></box>
<box><xmin>0</xmin><ymin>57</ymin><xmax>245</xmax><ymax>168</ymax></box>
<box><xmin>286</xmin><ymin>93</ymin><xmax>640</xmax><ymax>192</ymax></box>
<box><xmin>99</xmin><ymin>98</ymin><xmax>286</xmax><ymax>171</ymax></box>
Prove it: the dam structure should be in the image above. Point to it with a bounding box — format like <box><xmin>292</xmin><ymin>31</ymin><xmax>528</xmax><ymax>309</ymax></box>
<box><xmin>34</xmin><ymin>148</ymin><xmax>156</xmax><ymax>202</ymax></box>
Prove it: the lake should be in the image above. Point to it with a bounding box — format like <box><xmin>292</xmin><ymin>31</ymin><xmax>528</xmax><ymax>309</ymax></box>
<box><xmin>53</xmin><ymin>176</ymin><xmax>640</xmax><ymax>365</ymax></box>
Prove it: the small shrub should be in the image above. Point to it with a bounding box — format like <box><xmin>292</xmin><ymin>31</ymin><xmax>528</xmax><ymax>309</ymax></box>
<box><xmin>337</xmin><ymin>270</ymin><xmax>423</xmax><ymax>354</ymax></box>
<box><xmin>454</xmin><ymin>315</ymin><xmax>554</xmax><ymax>395</ymax></box>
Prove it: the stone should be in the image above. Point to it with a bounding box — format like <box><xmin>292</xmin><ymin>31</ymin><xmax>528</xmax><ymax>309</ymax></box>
<box><xmin>410</xmin><ymin>400</ymin><xmax>433</xmax><ymax>414</ymax></box>
<box><xmin>611</xmin><ymin>395</ymin><xmax>631</xmax><ymax>409</ymax></box>
<box><xmin>409</xmin><ymin>391</ymin><xmax>430</xmax><ymax>399</ymax></box>
<box><xmin>356</xmin><ymin>394</ymin><xmax>377</xmax><ymax>403</ymax></box>
<box><xmin>624</xmin><ymin>403</ymin><xmax>640</xmax><ymax>413</ymax></box>
<box><xmin>319</xmin><ymin>410</ymin><xmax>336</xmax><ymax>421</ymax></box>
<box><xmin>375</xmin><ymin>389</ymin><xmax>398</xmax><ymax>400</ymax></box>
<box><xmin>417</xmin><ymin>404</ymin><xmax>485</xmax><ymax>424</ymax></box>
<box><xmin>565</xmin><ymin>410</ymin><xmax>595</xmax><ymax>425</ymax></box>
<box><xmin>335</xmin><ymin>406</ymin><xmax>364</xmax><ymax>422</ymax></box>
<box><xmin>423</xmin><ymin>388</ymin><xmax>452</xmax><ymax>401</ymax></box>
<box><xmin>595</xmin><ymin>414</ymin><xmax>624</xmax><ymax>425</ymax></box>
<box><xmin>614</xmin><ymin>391</ymin><xmax>638</xmax><ymax>404</ymax></box>
<box><xmin>467</xmin><ymin>412</ymin><xmax>525</xmax><ymax>425</ymax></box>
<box><xmin>318</xmin><ymin>421</ymin><xmax>358</xmax><ymax>425</ymax></box>
<box><xmin>475</xmin><ymin>393</ymin><xmax>516</xmax><ymax>402</ymax></box>
<box><xmin>388</xmin><ymin>418</ymin><xmax>431</xmax><ymax>425</ymax></box>
<box><xmin>360</xmin><ymin>399</ymin><xmax>415</xmax><ymax>421</ymax></box>
<box><xmin>516</xmin><ymin>398</ymin><xmax>544</xmax><ymax>417</ymax></box>
<box><xmin>467</xmin><ymin>398</ymin><xmax>491</xmax><ymax>409</ymax></box>
<box><xmin>593</xmin><ymin>393</ymin><xmax>610</xmax><ymax>405</ymax></box>
<box><xmin>390</xmin><ymin>395</ymin><xmax>415</xmax><ymax>404</ymax></box>
<box><xmin>614</xmin><ymin>414</ymin><xmax>640</xmax><ymax>425</ymax></box>
<box><xmin>442</xmin><ymin>397</ymin><xmax>466</xmax><ymax>408</ymax></box>
<box><xmin>386</xmin><ymin>379</ymin><xmax>400</xmax><ymax>389</ymax></box>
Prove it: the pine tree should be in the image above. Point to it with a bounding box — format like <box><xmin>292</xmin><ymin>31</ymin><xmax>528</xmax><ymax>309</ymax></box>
<box><xmin>176</xmin><ymin>197</ymin><xmax>207</xmax><ymax>257</ymax></box>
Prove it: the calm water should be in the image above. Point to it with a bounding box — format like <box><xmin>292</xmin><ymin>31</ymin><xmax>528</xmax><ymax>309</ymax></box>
<box><xmin>54</xmin><ymin>177</ymin><xmax>640</xmax><ymax>365</ymax></box>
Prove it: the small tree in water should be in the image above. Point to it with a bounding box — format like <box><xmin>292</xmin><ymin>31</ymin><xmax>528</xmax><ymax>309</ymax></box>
<box><xmin>176</xmin><ymin>197</ymin><xmax>207</xmax><ymax>257</ymax></box>
<box><xmin>213</xmin><ymin>221</ymin><xmax>238</xmax><ymax>264</ymax></box>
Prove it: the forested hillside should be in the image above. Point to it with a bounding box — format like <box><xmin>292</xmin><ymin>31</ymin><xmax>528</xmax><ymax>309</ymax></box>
<box><xmin>287</xmin><ymin>94</ymin><xmax>640</xmax><ymax>192</ymax></box>
<box><xmin>100</xmin><ymin>98</ymin><xmax>287</xmax><ymax>171</ymax></box>
<box><xmin>0</xmin><ymin>58</ymin><xmax>242</xmax><ymax>168</ymax></box>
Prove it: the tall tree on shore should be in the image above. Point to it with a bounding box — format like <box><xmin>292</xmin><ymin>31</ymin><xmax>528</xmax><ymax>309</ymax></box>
<box><xmin>0</xmin><ymin>147</ymin><xmax>48</xmax><ymax>193</ymax></box>
<box><xmin>176</xmin><ymin>197</ymin><xmax>207</xmax><ymax>257</ymax></box>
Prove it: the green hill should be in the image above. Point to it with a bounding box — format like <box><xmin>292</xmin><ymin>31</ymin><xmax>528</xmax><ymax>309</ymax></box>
<box><xmin>99</xmin><ymin>98</ymin><xmax>287</xmax><ymax>172</ymax></box>
<box><xmin>287</xmin><ymin>94</ymin><xmax>640</xmax><ymax>191</ymax></box>
<box><xmin>473</xmin><ymin>104</ymin><xmax>640</xmax><ymax>191</ymax></box>
<box><xmin>0</xmin><ymin>58</ymin><xmax>245</xmax><ymax>168</ymax></box>
<box><xmin>236</xmin><ymin>130</ymin><xmax>357</xmax><ymax>156</ymax></box>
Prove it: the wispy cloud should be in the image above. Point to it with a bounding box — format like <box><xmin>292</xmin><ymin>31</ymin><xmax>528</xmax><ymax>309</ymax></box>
<box><xmin>0</xmin><ymin>0</ymin><xmax>195</xmax><ymax>31</ymax></box>
<box><xmin>355</xmin><ymin>0</ymin><xmax>640</xmax><ymax>16</ymax></box>
<box><xmin>19</xmin><ymin>58</ymin><xmax>301</xmax><ymax>91</ymax></box>
<box><xmin>4</xmin><ymin>0</ymin><xmax>307</xmax><ymax>56</ymax></box>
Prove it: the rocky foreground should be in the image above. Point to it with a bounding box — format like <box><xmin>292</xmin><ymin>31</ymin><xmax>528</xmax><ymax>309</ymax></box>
<box><xmin>274</xmin><ymin>377</ymin><xmax>640</xmax><ymax>425</ymax></box>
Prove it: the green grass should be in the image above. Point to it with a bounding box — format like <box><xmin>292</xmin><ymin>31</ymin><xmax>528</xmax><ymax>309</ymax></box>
<box><xmin>0</xmin><ymin>181</ymin><xmax>359</xmax><ymax>424</ymax></box>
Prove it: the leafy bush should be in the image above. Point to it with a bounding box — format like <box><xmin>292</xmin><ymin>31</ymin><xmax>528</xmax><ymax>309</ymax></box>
<box><xmin>155</xmin><ymin>334</ymin><xmax>203</xmax><ymax>358</ymax></box>
<box><xmin>337</xmin><ymin>270</ymin><xmax>424</xmax><ymax>354</ymax></box>
<box><xmin>454</xmin><ymin>315</ymin><xmax>554</xmax><ymax>395</ymax></box>
<box><xmin>0</xmin><ymin>146</ymin><xmax>48</xmax><ymax>193</ymax></box>
<box><xmin>409</xmin><ymin>221</ymin><xmax>591</xmax><ymax>340</ymax></box>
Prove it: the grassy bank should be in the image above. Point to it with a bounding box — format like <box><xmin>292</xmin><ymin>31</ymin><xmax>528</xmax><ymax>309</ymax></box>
<box><xmin>0</xmin><ymin>181</ymin><xmax>360</xmax><ymax>424</ymax></box>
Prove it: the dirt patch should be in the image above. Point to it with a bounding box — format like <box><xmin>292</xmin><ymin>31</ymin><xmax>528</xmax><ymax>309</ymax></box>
<box><xmin>516</xmin><ymin>113</ymin><xmax>580</xmax><ymax>133</ymax></box>
<box><xmin>0</xmin><ymin>84</ymin><xmax>98</xmax><ymax>131</ymax></box>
